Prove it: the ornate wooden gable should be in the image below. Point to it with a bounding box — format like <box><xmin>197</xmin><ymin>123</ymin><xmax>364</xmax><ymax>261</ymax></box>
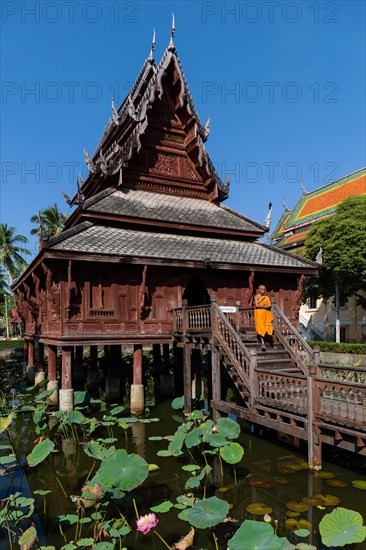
<box><xmin>73</xmin><ymin>37</ymin><xmax>228</xmax><ymax>205</ymax></box>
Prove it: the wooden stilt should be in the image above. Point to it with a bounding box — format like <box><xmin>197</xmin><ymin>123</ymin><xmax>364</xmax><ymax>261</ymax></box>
<box><xmin>211</xmin><ymin>348</ymin><xmax>221</xmax><ymax>422</ymax></box>
<box><xmin>308</xmin><ymin>346</ymin><xmax>322</xmax><ymax>470</ymax></box>
<box><xmin>47</xmin><ymin>345</ymin><xmax>58</xmax><ymax>404</ymax></box>
<box><xmin>191</xmin><ymin>348</ymin><xmax>202</xmax><ymax>400</ymax></box>
<box><xmin>183</xmin><ymin>343</ymin><xmax>192</xmax><ymax>414</ymax></box>
<box><xmin>173</xmin><ymin>343</ymin><xmax>184</xmax><ymax>397</ymax></box>
<box><xmin>131</xmin><ymin>344</ymin><xmax>144</xmax><ymax>414</ymax></box>
<box><xmin>87</xmin><ymin>345</ymin><xmax>99</xmax><ymax>391</ymax></box>
<box><xmin>27</xmin><ymin>340</ymin><xmax>35</xmax><ymax>383</ymax></box>
<box><xmin>163</xmin><ymin>344</ymin><xmax>170</xmax><ymax>372</ymax></box>
<box><xmin>106</xmin><ymin>345</ymin><xmax>121</xmax><ymax>402</ymax></box>
<box><xmin>60</xmin><ymin>346</ymin><xmax>74</xmax><ymax>411</ymax></box>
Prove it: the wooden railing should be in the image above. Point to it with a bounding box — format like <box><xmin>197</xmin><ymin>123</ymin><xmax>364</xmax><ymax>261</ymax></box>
<box><xmin>257</xmin><ymin>370</ymin><xmax>307</xmax><ymax>413</ymax></box>
<box><xmin>272</xmin><ymin>303</ymin><xmax>313</xmax><ymax>374</ymax></box>
<box><xmin>211</xmin><ymin>302</ymin><xmax>251</xmax><ymax>390</ymax></box>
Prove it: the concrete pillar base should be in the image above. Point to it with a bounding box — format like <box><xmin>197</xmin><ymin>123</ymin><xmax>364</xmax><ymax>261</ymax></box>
<box><xmin>105</xmin><ymin>376</ymin><xmax>120</xmax><ymax>402</ymax></box>
<box><xmin>35</xmin><ymin>371</ymin><xmax>46</xmax><ymax>385</ymax></box>
<box><xmin>47</xmin><ymin>380</ymin><xmax>59</xmax><ymax>405</ymax></box>
<box><xmin>130</xmin><ymin>384</ymin><xmax>144</xmax><ymax>415</ymax></box>
<box><xmin>59</xmin><ymin>389</ymin><xmax>74</xmax><ymax>411</ymax></box>
<box><xmin>86</xmin><ymin>370</ymin><xmax>99</xmax><ymax>391</ymax></box>
<box><xmin>27</xmin><ymin>366</ymin><xmax>35</xmax><ymax>384</ymax></box>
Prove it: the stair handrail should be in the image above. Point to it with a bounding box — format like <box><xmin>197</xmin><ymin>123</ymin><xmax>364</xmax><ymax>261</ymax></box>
<box><xmin>272</xmin><ymin>303</ymin><xmax>313</xmax><ymax>375</ymax></box>
<box><xmin>211</xmin><ymin>299</ymin><xmax>251</xmax><ymax>390</ymax></box>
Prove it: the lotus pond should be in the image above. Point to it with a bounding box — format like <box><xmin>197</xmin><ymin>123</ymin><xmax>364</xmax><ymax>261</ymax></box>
<box><xmin>1</xmin><ymin>380</ymin><xmax>366</xmax><ymax>549</ymax></box>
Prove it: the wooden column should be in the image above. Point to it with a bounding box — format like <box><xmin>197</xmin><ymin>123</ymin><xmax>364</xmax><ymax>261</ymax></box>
<box><xmin>131</xmin><ymin>344</ymin><xmax>144</xmax><ymax>414</ymax></box>
<box><xmin>211</xmin><ymin>348</ymin><xmax>221</xmax><ymax>422</ymax></box>
<box><xmin>27</xmin><ymin>340</ymin><xmax>35</xmax><ymax>383</ymax></box>
<box><xmin>183</xmin><ymin>344</ymin><xmax>192</xmax><ymax>414</ymax></box>
<box><xmin>133</xmin><ymin>345</ymin><xmax>143</xmax><ymax>385</ymax></box>
<box><xmin>24</xmin><ymin>339</ymin><xmax>29</xmax><ymax>365</ymax></box>
<box><xmin>35</xmin><ymin>342</ymin><xmax>45</xmax><ymax>384</ymax></box>
<box><xmin>90</xmin><ymin>346</ymin><xmax>98</xmax><ymax>370</ymax></box>
<box><xmin>47</xmin><ymin>345</ymin><xmax>58</xmax><ymax>405</ymax></box>
<box><xmin>163</xmin><ymin>344</ymin><xmax>170</xmax><ymax>372</ymax></box>
<box><xmin>152</xmin><ymin>344</ymin><xmax>162</xmax><ymax>372</ymax></box>
<box><xmin>191</xmin><ymin>348</ymin><xmax>202</xmax><ymax>400</ymax></box>
<box><xmin>60</xmin><ymin>346</ymin><xmax>74</xmax><ymax>411</ymax></box>
<box><xmin>308</xmin><ymin>346</ymin><xmax>322</xmax><ymax>470</ymax></box>
<box><xmin>47</xmin><ymin>345</ymin><xmax>57</xmax><ymax>381</ymax></box>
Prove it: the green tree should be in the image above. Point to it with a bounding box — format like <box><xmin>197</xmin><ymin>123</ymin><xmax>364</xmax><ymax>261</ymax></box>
<box><xmin>304</xmin><ymin>195</ymin><xmax>366</xmax><ymax>310</ymax></box>
<box><xmin>30</xmin><ymin>203</ymin><xmax>67</xmax><ymax>239</ymax></box>
<box><xmin>0</xmin><ymin>224</ymin><xmax>30</xmax><ymax>284</ymax></box>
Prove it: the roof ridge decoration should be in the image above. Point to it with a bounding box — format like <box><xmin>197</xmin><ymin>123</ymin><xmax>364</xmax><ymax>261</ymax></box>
<box><xmin>72</xmin><ymin>20</ymin><xmax>226</xmax><ymax>206</ymax></box>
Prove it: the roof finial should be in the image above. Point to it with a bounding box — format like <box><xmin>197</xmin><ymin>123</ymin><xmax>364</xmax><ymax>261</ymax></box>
<box><xmin>148</xmin><ymin>28</ymin><xmax>156</xmax><ymax>63</ymax></box>
<box><xmin>282</xmin><ymin>197</ymin><xmax>290</xmax><ymax>211</ymax></box>
<box><xmin>301</xmin><ymin>180</ymin><xmax>308</xmax><ymax>195</ymax></box>
<box><xmin>168</xmin><ymin>13</ymin><xmax>176</xmax><ymax>52</ymax></box>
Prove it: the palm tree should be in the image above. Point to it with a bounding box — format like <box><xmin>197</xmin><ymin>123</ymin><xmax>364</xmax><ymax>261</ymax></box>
<box><xmin>30</xmin><ymin>203</ymin><xmax>67</xmax><ymax>239</ymax></box>
<box><xmin>0</xmin><ymin>224</ymin><xmax>30</xmax><ymax>284</ymax></box>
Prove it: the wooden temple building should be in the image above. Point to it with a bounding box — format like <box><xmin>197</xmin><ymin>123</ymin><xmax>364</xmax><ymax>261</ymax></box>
<box><xmin>13</xmin><ymin>29</ymin><xmax>366</xmax><ymax>469</ymax></box>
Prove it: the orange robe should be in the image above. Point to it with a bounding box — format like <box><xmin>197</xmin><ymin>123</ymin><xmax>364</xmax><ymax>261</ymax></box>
<box><xmin>254</xmin><ymin>295</ymin><xmax>274</xmax><ymax>337</ymax></box>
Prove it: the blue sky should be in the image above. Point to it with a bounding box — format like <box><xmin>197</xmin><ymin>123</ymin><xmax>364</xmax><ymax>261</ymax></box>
<box><xmin>1</xmin><ymin>0</ymin><xmax>365</xmax><ymax>259</ymax></box>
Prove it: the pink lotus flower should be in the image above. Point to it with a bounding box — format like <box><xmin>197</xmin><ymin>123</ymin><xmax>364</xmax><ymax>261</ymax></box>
<box><xmin>136</xmin><ymin>513</ymin><xmax>159</xmax><ymax>535</ymax></box>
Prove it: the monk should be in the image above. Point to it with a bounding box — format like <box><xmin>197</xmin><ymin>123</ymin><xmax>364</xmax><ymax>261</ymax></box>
<box><xmin>254</xmin><ymin>285</ymin><xmax>274</xmax><ymax>351</ymax></box>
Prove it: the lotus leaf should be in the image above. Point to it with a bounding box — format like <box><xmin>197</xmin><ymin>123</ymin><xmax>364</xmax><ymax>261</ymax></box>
<box><xmin>110</xmin><ymin>405</ymin><xmax>125</xmax><ymax>416</ymax></box>
<box><xmin>286</xmin><ymin>511</ymin><xmax>301</xmax><ymax>518</ymax></box>
<box><xmin>203</xmin><ymin>432</ymin><xmax>228</xmax><ymax>447</ymax></box>
<box><xmin>297</xmin><ymin>520</ymin><xmax>311</xmax><ymax>530</ymax></box>
<box><xmin>294</xmin><ymin>529</ymin><xmax>311</xmax><ymax>538</ymax></box>
<box><xmin>220</xmin><ymin>442</ymin><xmax>244</xmax><ymax>464</ymax></box>
<box><xmin>178</xmin><ymin>496</ymin><xmax>229</xmax><ymax>528</ymax></box>
<box><xmin>294</xmin><ymin>544</ymin><xmax>317</xmax><ymax>550</ymax></box>
<box><xmin>228</xmin><ymin>519</ymin><xmax>291</xmax><ymax>550</ymax></box>
<box><xmin>148</xmin><ymin>463</ymin><xmax>160</xmax><ymax>471</ymax></box>
<box><xmin>18</xmin><ymin>524</ymin><xmax>37</xmax><ymax>550</ymax></box>
<box><xmin>286</xmin><ymin>501</ymin><xmax>310</xmax><ymax>513</ymax></box>
<box><xmin>285</xmin><ymin>519</ymin><xmax>299</xmax><ymax>530</ymax></box>
<box><xmin>168</xmin><ymin>428</ymin><xmax>186</xmax><ymax>456</ymax></box>
<box><xmin>319</xmin><ymin>507</ymin><xmax>366</xmax><ymax>547</ymax></box>
<box><xmin>249</xmin><ymin>478</ymin><xmax>272</xmax><ymax>488</ymax></box>
<box><xmin>216</xmin><ymin>417</ymin><xmax>240</xmax><ymax>439</ymax></box>
<box><xmin>76</xmin><ymin>539</ymin><xmax>94</xmax><ymax>547</ymax></box>
<box><xmin>186</xmin><ymin>465</ymin><xmax>212</xmax><ymax>489</ymax></box>
<box><xmin>274</xmin><ymin>477</ymin><xmax>289</xmax><ymax>485</ymax></box>
<box><xmin>246</xmin><ymin>503</ymin><xmax>273</xmax><ymax>515</ymax></box>
<box><xmin>352</xmin><ymin>480</ymin><xmax>366</xmax><ymax>490</ymax></box>
<box><xmin>316</xmin><ymin>493</ymin><xmax>340</xmax><ymax>506</ymax></box>
<box><xmin>150</xmin><ymin>500</ymin><xmax>174</xmax><ymax>513</ymax></box>
<box><xmin>148</xmin><ymin>436</ymin><xmax>164</xmax><ymax>441</ymax></box>
<box><xmin>176</xmin><ymin>495</ymin><xmax>195</xmax><ymax>507</ymax></box>
<box><xmin>314</xmin><ymin>471</ymin><xmax>335</xmax><ymax>479</ymax></box>
<box><xmin>326</xmin><ymin>479</ymin><xmax>348</xmax><ymax>488</ymax></box>
<box><xmin>83</xmin><ymin>441</ymin><xmax>115</xmax><ymax>461</ymax></box>
<box><xmin>302</xmin><ymin>496</ymin><xmax>323</xmax><ymax>506</ymax></box>
<box><xmin>185</xmin><ymin>427</ymin><xmax>202</xmax><ymax>448</ymax></box>
<box><xmin>53</xmin><ymin>514</ymin><xmax>79</xmax><ymax>525</ymax></box>
<box><xmin>27</xmin><ymin>438</ymin><xmax>55</xmax><ymax>467</ymax></box>
<box><xmin>0</xmin><ymin>454</ymin><xmax>16</xmax><ymax>465</ymax></box>
<box><xmin>182</xmin><ymin>464</ymin><xmax>200</xmax><ymax>472</ymax></box>
<box><xmin>93</xmin><ymin>449</ymin><xmax>149</xmax><ymax>491</ymax></box>
<box><xmin>92</xmin><ymin>543</ymin><xmax>115</xmax><ymax>549</ymax></box>
<box><xmin>171</xmin><ymin>396</ymin><xmax>184</xmax><ymax>410</ymax></box>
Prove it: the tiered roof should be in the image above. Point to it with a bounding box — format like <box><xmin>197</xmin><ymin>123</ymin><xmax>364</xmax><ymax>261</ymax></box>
<box><xmin>270</xmin><ymin>167</ymin><xmax>366</xmax><ymax>251</ymax></box>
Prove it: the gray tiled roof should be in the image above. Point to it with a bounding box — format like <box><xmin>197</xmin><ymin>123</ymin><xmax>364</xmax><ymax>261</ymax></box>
<box><xmin>85</xmin><ymin>188</ymin><xmax>265</xmax><ymax>234</ymax></box>
<box><xmin>50</xmin><ymin>224</ymin><xmax>316</xmax><ymax>269</ymax></box>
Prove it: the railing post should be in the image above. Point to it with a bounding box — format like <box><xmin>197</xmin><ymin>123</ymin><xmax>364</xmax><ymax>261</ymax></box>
<box><xmin>182</xmin><ymin>299</ymin><xmax>188</xmax><ymax>336</ymax></box>
<box><xmin>249</xmin><ymin>348</ymin><xmax>258</xmax><ymax>406</ymax></box>
<box><xmin>235</xmin><ymin>301</ymin><xmax>241</xmax><ymax>331</ymax></box>
<box><xmin>308</xmin><ymin>345</ymin><xmax>321</xmax><ymax>470</ymax></box>
<box><xmin>211</xmin><ymin>348</ymin><xmax>221</xmax><ymax>422</ymax></box>
<box><xmin>210</xmin><ymin>295</ymin><xmax>217</xmax><ymax>337</ymax></box>
<box><xmin>183</xmin><ymin>344</ymin><xmax>192</xmax><ymax>415</ymax></box>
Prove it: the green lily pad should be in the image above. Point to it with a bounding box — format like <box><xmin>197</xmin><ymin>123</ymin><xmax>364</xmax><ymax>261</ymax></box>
<box><xmin>171</xmin><ymin>396</ymin><xmax>184</xmax><ymax>410</ymax></box>
<box><xmin>228</xmin><ymin>519</ymin><xmax>291</xmax><ymax>550</ymax></box>
<box><xmin>319</xmin><ymin>507</ymin><xmax>366</xmax><ymax>547</ymax></box>
<box><xmin>53</xmin><ymin>514</ymin><xmax>79</xmax><ymax>525</ymax></box>
<box><xmin>150</xmin><ymin>500</ymin><xmax>174</xmax><ymax>513</ymax></box>
<box><xmin>83</xmin><ymin>441</ymin><xmax>115</xmax><ymax>461</ymax></box>
<box><xmin>182</xmin><ymin>464</ymin><xmax>200</xmax><ymax>472</ymax></box>
<box><xmin>185</xmin><ymin>427</ymin><xmax>202</xmax><ymax>448</ymax></box>
<box><xmin>92</xmin><ymin>449</ymin><xmax>149</xmax><ymax>491</ymax></box>
<box><xmin>110</xmin><ymin>405</ymin><xmax>125</xmax><ymax>416</ymax></box>
<box><xmin>178</xmin><ymin>496</ymin><xmax>229</xmax><ymax>528</ymax></box>
<box><xmin>148</xmin><ymin>436</ymin><xmax>164</xmax><ymax>441</ymax></box>
<box><xmin>27</xmin><ymin>439</ymin><xmax>55</xmax><ymax>467</ymax></box>
<box><xmin>314</xmin><ymin>471</ymin><xmax>335</xmax><ymax>479</ymax></box>
<box><xmin>246</xmin><ymin>503</ymin><xmax>273</xmax><ymax>515</ymax></box>
<box><xmin>286</xmin><ymin>501</ymin><xmax>310</xmax><ymax>513</ymax></box>
<box><xmin>294</xmin><ymin>529</ymin><xmax>311</xmax><ymax>538</ymax></box>
<box><xmin>203</xmin><ymin>432</ymin><xmax>228</xmax><ymax>447</ymax></box>
<box><xmin>220</xmin><ymin>442</ymin><xmax>244</xmax><ymax>464</ymax></box>
<box><xmin>186</xmin><ymin>465</ymin><xmax>212</xmax><ymax>489</ymax></box>
<box><xmin>352</xmin><ymin>480</ymin><xmax>366</xmax><ymax>490</ymax></box>
<box><xmin>148</xmin><ymin>464</ymin><xmax>160</xmax><ymax>472</ymax></box>
<box><xmin>216</xmin><ymin>417</ymin><xmax>240</xmax><ymax>439</ymax></box>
